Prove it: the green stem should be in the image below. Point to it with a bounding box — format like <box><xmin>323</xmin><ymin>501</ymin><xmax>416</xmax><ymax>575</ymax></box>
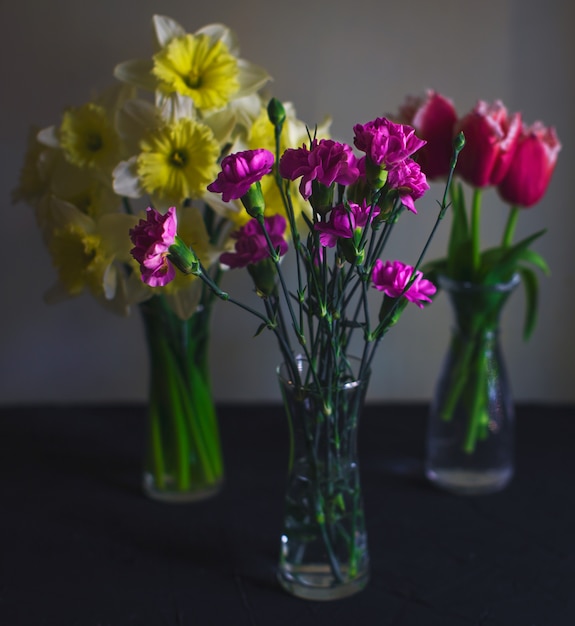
<box><xmin>502</xmin><ymin>205</ymin><xmax>519</xmax><ymax>248</ymax></box>
<box><xmin>148</xmin><ymin>396</ymin><xmax>166</xmax><ymax>490</ymax></box>
<box><xmin>140</xmin><ymin>295</ymin><xmax>224</xmax><ymax>495</ymax></box>
<box><xmin>471</xmin><ymin>188</ymin><xmax>482</xmax><ymax>275</ymax></box>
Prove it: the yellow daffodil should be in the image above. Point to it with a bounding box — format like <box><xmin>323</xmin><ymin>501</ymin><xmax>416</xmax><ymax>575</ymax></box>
<box><xmin>57</xmin><ymin>102</ymin><xmax>119</xmax><ymax>171</ymax></box>
<box><xmin>136</xmin><ymin>118</ymin><xmax>220</xmax><ymax>206</ymax></box>
<box><xmin>152</xmin><ymin>34</ymin><xmax>239</xmax><ymax>110</ymax></box>
<box><xmin>43</xmin><ymin>197</ymin><xmax>138</xmax><ymax>314</ymax></box>
<box><xmin>13</xmin><ymin>126</ymin><xmax>122</xmax><ymax>229</ymax></box>
<box><xmin>37</xmin><ymin>83</ymin><xmax>134</xmax><ymax>177</ymax></box>
<box><xmin>114</xmin><ymin>16</ymin><xmax>270</xmax><ymax>115</ymax></box>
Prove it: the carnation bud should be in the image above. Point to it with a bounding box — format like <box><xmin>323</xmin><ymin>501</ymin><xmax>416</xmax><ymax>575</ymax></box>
<box><xmin>267</xmin><ymin>97</ymin><xmax>286</xmax><ymax>129</ymax></box>
<box><xmin>365</xmin><ymin>158</ymin><xmax>389</xmax><ymax>191</ymax></box>
<box><xmin>247</xmin><ymin>258</ymin><xmax>278</xmax><ymax>298</ymax></box>
<box><xmin>240</xmin><ymin>181</ymin><xmax>266</xmax><ymax>218</ymax></box>
<box><xmin>453</xmin><ymin>131</ymin><xmax>466</xmax><ymax>156</ymax></box>
<box><xmin>378</xmin><ymin>296</ymin><xmax>408</xmax><ymax>331</ymax></box>
<box><xmin>310</xmin><ymin>180</ymin><xmax>334</xmax><ymax>216</ymax></box>
<box><xmin>168</xmin><ymin>236</ymin><xmax>201</xmax><ymax>275</ymax></box>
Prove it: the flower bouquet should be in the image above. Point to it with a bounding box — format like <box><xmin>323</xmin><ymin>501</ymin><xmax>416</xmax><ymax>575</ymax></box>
<box><xmin>12</xmin><ymin>14</ymin><xmax>323</xmax><ymax>502</ymax></box>
<box><xmin>397</xmin><ymin>91</ymin><xmax>560</xmax><ymax>494</ymax></box>
<box><xmin>130</xmin><ymin>97</ymin><xmax>463</xmax><ymax>597</ymax></box>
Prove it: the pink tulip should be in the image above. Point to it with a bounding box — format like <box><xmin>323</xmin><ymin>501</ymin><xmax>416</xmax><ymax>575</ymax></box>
<box><xmin>497</xmin><ymin>122</ymin><xmax>561</xmax><ymax>207</ymax></box>
<box><xmin>397</xmin><ymin>90</ymin><xmax>458</xmax><ymax>180</ymax></box>
<box><xmin>454</xmin><ymin>100</ymin><xmax>522</xmax><ymax>187</ymax></box>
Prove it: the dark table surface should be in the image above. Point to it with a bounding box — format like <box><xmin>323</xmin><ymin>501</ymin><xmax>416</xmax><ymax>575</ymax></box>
<box><xmin>0</xmin><ymin>403</ymin><xmax>574</xmax><ymax>626</ymax></box>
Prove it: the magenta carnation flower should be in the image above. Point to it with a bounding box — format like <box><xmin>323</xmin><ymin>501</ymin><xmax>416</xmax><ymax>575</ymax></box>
<box><xmin>315</xmin><ymin>200</ymin><xmax>380</xmax><ymax>248</ymax></box>
<box><xmin>353</xmin><ymin>117</ymin><xmax>426</xmax><ymax>168</ymax></box>
<box><xmin>207</xmin><ymin>149</ymin><xmax>274</xmax><ymax>202</ymax></box>
<box><xmin>129</xmin><ymin>206</ymin><xmax>178</xmax><ymax>287</ymax></box>
<box><xmin>220</xmin><ymin>214</ymin><xmax>288</xmax><ymax>269</ymax></box>
<box><xmin>371</xmin><ymin>259</ymin><xmax>436</xmax><ymax>308</ymax></box>
<box><xmin>386</xmin><ymin>158</ymin><xmax>430</xmax><ymax>213</ymax></box>
<box><xmin>279</xmin><ymin>139</ymin><xmax>360</xmax><ymax>199</ymax></box>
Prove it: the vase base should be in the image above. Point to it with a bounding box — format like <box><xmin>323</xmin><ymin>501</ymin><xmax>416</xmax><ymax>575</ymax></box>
<box><xmin>277</xmin><ymin>564</ymin><xmax>369</xmax><ymax>601</ymax></box>
<box><xmin>143</xmin><ymin>474</ymin><xmax>224</xmax><ymax>503</ymax></box>
<box><xmin>426</xmin><ymin>467</ymin><xmax>512</xmax><ymax>495</ymax></box>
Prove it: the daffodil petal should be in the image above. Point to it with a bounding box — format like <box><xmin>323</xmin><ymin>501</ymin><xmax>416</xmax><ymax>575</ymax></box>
<box><xmin>157</xmin><ymin>92</ymin><xmax>195</xmax><ymax>123</ymax></box>
<box><xmin>165</xmin><ymin>280</ymin><xmax>203</xmax><ymax>320</ymax></box>
<box><xmin>196</xmin><ymin>23</ymin><xmax>238</xmax><ymax>55</ymax></box>
<box><xmin>153</xmin><ymin>14</ymin><xmax>186</xmax><ymax>48</ymax></box>
<box><xmin>236</xmin><ymin>60</ymin><xmax>271</xmax><ymax>98</ymax></box>
<box><xmin>37</xmin><ymin>126</ymin><xmax>59</xmax><ymax>148</ymax></box>
<box><xmin>113</xmin><ymin>59</ymin><xmax>156</xmax><ymax>91</ymax></box>
<box><xmin>98</xmin><ymin>213</ymin><xmax>139</xmax><ymax>260</ymax></box>
<box><xmin>113</xmin><ymin>157</ymin><xmax>143</xmax><ymax>198</ymax></box>
<box><xmin>102</xmin><ymin>261</ymin><xmax>117</xmax><ymax>300</ymax></box>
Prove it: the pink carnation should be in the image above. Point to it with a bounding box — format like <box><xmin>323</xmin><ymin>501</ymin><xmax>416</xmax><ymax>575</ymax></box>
<box><xmin>353</xmin><ymin>117</ymin><xmax>426</xmax><ymax>168</ymax></box>
<box><xmin>371</xmin><ymin>259</ymin><xmax>436</xmax><ymax>308</ymax></box>
<box><xmin>207</xmin><ymin>149</ymin><xmax>274</xmax><ymax>202</ymax></box>
<box><xmin>220</xmin><ymin>214</ymin><xmax>288</xmax><ymax>269</ymax></box>
<box><xmin>386</xmin><ymin>158</ymin><xmax>430</xmax><ymax>213</ymax></box>
<box><xmin>315</xmin><ymin>200</ymin><xmax>380</xmax><ymax>248</ymax></box>
<box><xmin>279</xmin><ymin>139</ymin><xmax>360</xmax><ymax>199</ymax></box>
<box><xmin>129</xmin><ymin>206</ymin><xmax>178</xmax><ymax>287</ymax></box>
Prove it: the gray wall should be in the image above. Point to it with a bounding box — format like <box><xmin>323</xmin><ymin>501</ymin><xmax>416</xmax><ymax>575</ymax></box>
<box><xmin>2</xmin><ymin>0</ymin><xmax>573</xmax><ymax>404</ymax></box>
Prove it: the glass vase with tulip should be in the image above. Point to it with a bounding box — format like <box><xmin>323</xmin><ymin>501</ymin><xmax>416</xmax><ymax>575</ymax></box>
<box><xmin>397</xmin><ymin>91</ymin><xmax>560</xmax><ymax>494</ymax></box>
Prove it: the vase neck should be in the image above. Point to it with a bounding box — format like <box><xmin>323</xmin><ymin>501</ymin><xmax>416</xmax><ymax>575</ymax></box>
<box><xmin>438</xmin><ymin>274</ymin><xmax>519</xmax><ymax>339</ymax></box>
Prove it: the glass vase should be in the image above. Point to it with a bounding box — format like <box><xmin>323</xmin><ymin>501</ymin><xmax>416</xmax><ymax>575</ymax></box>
<box><xmin>425</xmin><ymin>274</ymin><xmax>520</xmax><ymax>495</ymax></box>
<box><xmin>276</xmin><ymin>356</ymin><xmax>370</xmax><ymax>601</ymax></box>
<box><xmin>139</xmin><ymin>295</ymin><xmax>224</xmax><ymax>503</ymax></box>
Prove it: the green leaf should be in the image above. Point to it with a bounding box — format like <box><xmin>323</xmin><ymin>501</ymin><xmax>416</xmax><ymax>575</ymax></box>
<box><xmin>519</xmin><ymin>248</ymin><xmax>550</xmax><ymax>275</ymax></box>
<box><xmin>480</xmin><ymin>229</ymin><xmax>547</xmax><ymax>283</ymax></box>
<box><xmin>518</xmin><ymin>266</ymin><xmax>540</xmax><ymax>340</ymax></box>
<box><xmin>447</xmin><ymin>182</ymin><xmax>471</xmax><ymax>277</ymax></box>
<box><xmin>253</xmin><ymin>322</ymin><xmax>268</xmax><ymax>337</ymax></box>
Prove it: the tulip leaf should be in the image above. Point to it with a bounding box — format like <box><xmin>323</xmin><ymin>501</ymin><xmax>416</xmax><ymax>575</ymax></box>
<box><xmin>519</xmin><ymin>266</ymin><xmax>539</xmax><ymax>340</ymax></box>
<box><xmin>480</xmin><ymin>229</ymin><xmax>547</xmax><ymax>283</ymax></box>
<box><xmin>519</xmin><ymin>248</ymin><xmax>550</xmax><ymax>275</ymax></box>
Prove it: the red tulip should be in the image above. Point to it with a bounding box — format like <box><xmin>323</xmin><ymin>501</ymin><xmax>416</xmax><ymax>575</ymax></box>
<box><xmin>397</xmin><ymin>90</ymin><xmax>458</xmax><ymax>180</ymax></box>
<box><xmin>454</xmin><ymin>100</ymin><xmax>522</xmax><ymax>187</ymax></box>
<box><xmin>497</xmin><ymin>122</ymin><xmax>561</xmax><ymax>207</ymax></box>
